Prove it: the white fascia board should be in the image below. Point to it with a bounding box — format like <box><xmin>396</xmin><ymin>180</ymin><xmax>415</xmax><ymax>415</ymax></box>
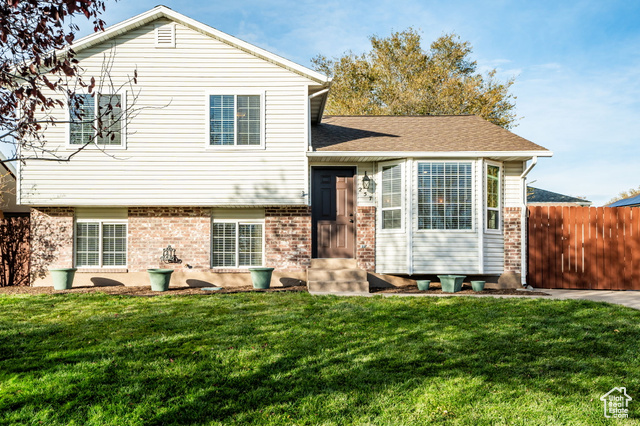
<box><xmin>307</xmin><ymin>150</ymin><xmax>554</xmax><ymax>158</ymax></box>
<box><xmin>67</xmin><ymin>6</ymin><xmax>331</xmax><ymax>85</ymax></box>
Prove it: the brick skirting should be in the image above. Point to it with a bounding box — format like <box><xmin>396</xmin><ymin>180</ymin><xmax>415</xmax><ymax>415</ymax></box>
<box><xmin>503</xmin><ymin>207</ymin><xmax>522</xmax><ymax>274</ymax></box>
<box><xmin>265</xmin><ymin>206</ymin><xmax>311</xmax><ymax>271</ymax></box>
<box><xmin>356</xmin><ymin>206</ymin><xmax>376</xmax><ymax>271</ymax></box>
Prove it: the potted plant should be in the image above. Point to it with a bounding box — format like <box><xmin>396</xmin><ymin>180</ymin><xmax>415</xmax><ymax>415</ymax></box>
<box><xmin>49</xmin><ymin>268</ymin><xmax>77</xmax><ymax>290</ymax></box>
<box><xmin>437</xmin><ymin>275</ymin><xmax>466</xmax><ymax>293</ymax></box>
<box><xmin>147</xmin><ymin>269</ymin><xmax>174</xmax><ymax>292</ymax></box>
<box><xmin>416</xmin><ymin>280</ymin><xmax>430</xmax><ymax>291</ymax></box>
<box><xmin>248</xmin><ymin>267</ymin><xmax>274</xmax><ymax>289</ymax></box>
<box><xmin>471</xmin><ymin>280</ymin><xmax>486</xmax><ymax>292</ymax></box>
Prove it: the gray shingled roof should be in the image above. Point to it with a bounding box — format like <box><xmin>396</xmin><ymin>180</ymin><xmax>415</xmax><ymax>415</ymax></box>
<box><xmin>527</xmin><ymin>187</ymin><xmax>591</xmax><ymax>204</ymax></box>
<box><xmin>609</xmin><ymin>194</ymin><xmax>640</xmax><ymax>207</ymax></box>
<box><xmin>311</xmin><ymin>115</ymin><xmax>550</xmax><ymax>152</ymax></box>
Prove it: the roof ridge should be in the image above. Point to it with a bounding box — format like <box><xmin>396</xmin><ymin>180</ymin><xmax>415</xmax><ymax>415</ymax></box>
<box><xmin>323</xmin><ymin>114</ymin><xmax>476</xmax><ymax>118</ymax></box>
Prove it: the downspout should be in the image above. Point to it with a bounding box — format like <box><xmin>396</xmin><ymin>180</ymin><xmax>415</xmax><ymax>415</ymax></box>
<box><xmin>519</xmin><ymin>156</ymin><xmax>538</xmax><ymax>286</ymax></box>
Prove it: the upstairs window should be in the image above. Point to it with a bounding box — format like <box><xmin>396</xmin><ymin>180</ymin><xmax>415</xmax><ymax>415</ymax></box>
<box><xmin>380</xmin><ymin>163</ymin><xmax>403</xmax><ymax>230</ymax></box>
<box><xmin>417</xmin><ymin>162</ymin><xmax>473</xmax><ymax>230</ymax></box>
<box><xmin>70</xmin><ymin>93</ymin><xmax>124</xmax><ymax>146</ymax></box>
<box><xmin>209</xmin><ymin>95</ymin><xmax>261</xmax><ymax>146</ymax></box>
<box><xmin>486</xmin><ymin>164</ymin><xmax>501</xmax><ymax>230</ymax></box>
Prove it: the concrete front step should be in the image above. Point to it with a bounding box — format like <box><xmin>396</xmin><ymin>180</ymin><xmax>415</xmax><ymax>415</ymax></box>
<box><xmin>310</xmin><ymin>258</ymin><xmax>358</xmax><ymax>270</ymax></box>
<box><xmin>308</xmin><ymin>280</ymin><xmax>369</xmax><ymax>294</ymax></box>
<box><xmin>307</xmin><ymin>268</ymin><xmax>367</xmax><ymax>282</ymax></box>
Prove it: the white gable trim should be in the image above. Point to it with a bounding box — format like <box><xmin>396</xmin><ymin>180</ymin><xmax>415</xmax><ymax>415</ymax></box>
<box><xmin>307</xmin><ymin>150</ymin><xmax>553</xmax><ymax>159</ymax></box>
<box><xmin>66</xmin><ymin>6</ymin><xmax>331</xmax><ymax>85</ymax></box>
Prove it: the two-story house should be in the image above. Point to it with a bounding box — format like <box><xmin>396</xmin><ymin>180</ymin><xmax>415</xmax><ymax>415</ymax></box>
<box><xmin>20</xmin><ymin>6</ymin><xmax>552</xmax><ymax>291</ymax></box>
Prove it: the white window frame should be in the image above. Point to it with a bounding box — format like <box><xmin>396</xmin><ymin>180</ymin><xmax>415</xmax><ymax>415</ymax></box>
<box><xmin>485</xmin><ymin>160</ymin><xmax>502</xmax><ymax>233</ymax></box>
<box><xmin>66</xmin><ymin>91</ymin><xmax>127</xmax><ymax>150</ymax></box>
<box><xmin>416</xmin><ymin>160</ymin><xmax>476</xmax><ymax>233</ymax></box>
<box><xmin>74</xmin><ymin>219</ymin><xmax>128</xmax><ymax>269</ymax></box>
<box><xmin>378</xmin><ymin>160</ymin><xmax>404</xmax><ymax>233</ymax></box>
<box><xmin>211</xmin><ymin>218</ymin><xmax>265</xmax><ymax>268</ymax></box>
<box><xmin>205</xmin><ymin>89</ymin><xmax>266</xmax><ymax>150</ymax></box>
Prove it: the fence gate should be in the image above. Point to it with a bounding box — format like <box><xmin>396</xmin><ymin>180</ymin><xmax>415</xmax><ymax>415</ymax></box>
<box><xmin>527</xmin><ymin>206</ymin><xmax>640</xmax><ymax>290</ymax></box>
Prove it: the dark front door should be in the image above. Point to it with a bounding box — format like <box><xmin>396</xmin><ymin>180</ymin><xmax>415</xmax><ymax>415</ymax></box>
<box><xmin>312</xmin><ymin>167</ymin><xmax>356</xmax><ymax>258</ymax></box>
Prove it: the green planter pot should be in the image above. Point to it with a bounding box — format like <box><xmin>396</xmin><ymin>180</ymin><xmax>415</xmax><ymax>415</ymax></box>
<box><xmin>471</xmin><ymin>280</ymin><xmax>486</xmax><ymax>292</ymax></box>
<box><xmin>248</xmin><ymin>267</ymin><xmax>274</xmax><ymax>289</ymax></box>
<box><xmin>147</xmin><ymin>269</ymin><xmax>174</xmax><ymax>292</ymax></box>
<box><xmin>438</xmin><ymin>275</ymin><xmax>466</xmax><ymax>293</ymax></box>
<box><xmin>416</xmin><ymin>280</ymin><xmax>431</xmax><ymax>291</ymax></box>
<box><xmin>50</xmin><ymin>268</ymin><xmax>77</xmax><ymax>290</ymax></box>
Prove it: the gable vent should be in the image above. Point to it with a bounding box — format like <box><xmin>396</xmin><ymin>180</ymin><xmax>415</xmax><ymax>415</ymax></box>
<box><xmin>155</xmin><ymin>24</ymin><xmax>176</xmax><ymax>48</ymax></box>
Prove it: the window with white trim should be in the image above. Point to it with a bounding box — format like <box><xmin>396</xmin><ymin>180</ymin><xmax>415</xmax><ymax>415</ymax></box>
<box><xmin>75</xmin><ymin>221</ymin><xmax>127</xmax><ymax>267</ymax></box>
<box><xmin>417</xmin><ymin>162</ymin><xmax>473</xmax><ymax>230</ymax></box>
<box><xmin>209</xmin><ymin>95</ymin><xmax>261</xmax><ymax>146</ymax></box>
<box><xmin>486</xmin><ymin>164</ymin><xmax>501</xmax><ymax>230</ymax></box>
<box><xmin>381</xmin><ymin>163</ymin><xmax>402</xmax><ymax>229</ymax></box>
<box><xmin>212</xmin><ymin>222</ymin><xmax>263</xmax><ymax>267</ymax></box>
<box><xmin>70</xmin><ymin>93</ymin><xmax>124</xmax><ymax>146</ymax></box>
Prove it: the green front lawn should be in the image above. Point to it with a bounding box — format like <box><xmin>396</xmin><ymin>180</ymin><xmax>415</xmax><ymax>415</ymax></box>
<box><xmin>0</xmin><ymin>293</ymin><xmax>638</xmax><ymax>425</ymax></box>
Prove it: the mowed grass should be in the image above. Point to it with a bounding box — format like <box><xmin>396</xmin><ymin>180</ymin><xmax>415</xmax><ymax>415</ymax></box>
<box><xmin>0</xmin><ymin>293</ymin><xmax>639</xmax><ymax>425</ymax></box>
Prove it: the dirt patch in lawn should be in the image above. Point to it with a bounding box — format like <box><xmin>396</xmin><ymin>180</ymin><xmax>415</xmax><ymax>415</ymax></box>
<box><xmin>370</xmin><ymin>283</ymin><xmax>549</xmax><ymax>296</ymax></box>
<box><xmin>0</xmin><ymin>285</ymin><xmax>308</xmax><ymax>296</ymax></box>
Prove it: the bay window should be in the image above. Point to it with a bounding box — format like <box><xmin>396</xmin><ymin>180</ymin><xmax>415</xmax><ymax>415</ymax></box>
<box><xmin>486</xmin><ymin>163</ymin><xmax>501</xmax><ymax>230</ymax></box>
<box><xmin>417</xmin><ymin>162</ymin><xmax>473</xmax><ymax>230</ymax></box>
<box><xmin>380</xmin><ymin>163</ymin><xmax>403</xmax><ymax>230</ymax></box>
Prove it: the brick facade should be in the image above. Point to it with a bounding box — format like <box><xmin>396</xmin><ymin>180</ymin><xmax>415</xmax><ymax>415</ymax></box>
<box><xmin>29</xmin><ymin>204</ymin><xmax>377</xmax><ymax>279</ymax></box>
<box><xmin>503</xmin><ymin>207</ymin><xmax>523</xmax><ymax>274</ymax></box>
<box><xmin>30</xmin><ymin>207</ymin><xmax>74</xmax><ymax>282</ymax></box>
<box><xmin>265</xmin><ymin>206</ymin><xmax>311</xmax><ymax>271</ymax></box>
<box><xmin>356</xmin><ymin>206</ymin><xmax>376</xmax><ymax>271</ymax></box>
<box><xmin>128</xmin><ymin>207</ymin><xmax>211</xmax><ymax>272</ymax></box>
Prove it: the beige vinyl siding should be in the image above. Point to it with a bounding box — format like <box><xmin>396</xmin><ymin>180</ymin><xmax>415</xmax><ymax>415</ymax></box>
<box><xmin>355</xmin><ymin>163</ymin><xmax>375</xmax><ymax>207</ymax></box>
<box><xmin>504</xmin><ymin>161</ymin><xmax>524</xmax><ymax>207</ymax></box>
<box><xmin>20</xmin><ymin>19</ymin><xmax>314</xmax><ymax>206</ymax></box>
<box><xmin>211</xmin><ymin>208</ymin><xmax>265</xmax><ymax>220</ymax></box>
<box><xmin>376</xmin><ymin>233</ymin><xmax>408</xmax><ymax>273</ymax></box>
<box><xmin>75</xmin><ymin>207</ymin><xmax>128</xmax><ymax>220</ymax></box>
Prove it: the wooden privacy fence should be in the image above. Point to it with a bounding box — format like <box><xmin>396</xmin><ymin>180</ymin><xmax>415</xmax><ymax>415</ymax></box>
<box><xmin>0</xmin><ymin>216</ymin><xmax>30</xmax><ymax>287</ymax></box>
<box><xmin>527</xmin><ymin>206</ymin><xmax>640</xmax><ymax>290</ymax></box>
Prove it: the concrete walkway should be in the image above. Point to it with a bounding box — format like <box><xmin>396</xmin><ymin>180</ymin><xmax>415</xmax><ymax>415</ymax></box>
<box><xmin>541</xmin><ymin>289</ymin><xmax>640</xmax><ymax>310</ymax></box>
<box><xmin>311</xmin><ymin>289</ymin><xmax>640</xmax><ymax>310</ymax></box>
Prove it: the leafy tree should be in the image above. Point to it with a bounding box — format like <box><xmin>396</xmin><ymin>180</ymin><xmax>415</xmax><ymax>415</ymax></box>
<box><xmin>0</xmin><ymin>0</ymin><xmax>136</xmax><ymax>164</ymax></box>
<box><xmin>607</xmin><ymin>185</ymin><xmax>640</xmax><ymax>205</ymax></box>
<box><xmin>313</xmin><ymin>29</ymin><xmax>517</xmax><ymax>129</ymax></box>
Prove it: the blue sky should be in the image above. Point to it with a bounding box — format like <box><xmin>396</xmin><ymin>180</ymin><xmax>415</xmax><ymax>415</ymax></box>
<box><xmin>74</xmin><ymin>1</ymin><xmax>640</xmax><ymax>205</ymax></box>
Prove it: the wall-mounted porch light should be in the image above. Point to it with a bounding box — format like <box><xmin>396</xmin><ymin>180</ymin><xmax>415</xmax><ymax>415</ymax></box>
<box><xmin>361</xmin><ymin>171</ymin><xmax>374</xmax><ymax>201</ymax></box>
<box><xmin>362</xmin><ymin>171</ymin><xmax>371</xmax><ymax>190</ymax></box>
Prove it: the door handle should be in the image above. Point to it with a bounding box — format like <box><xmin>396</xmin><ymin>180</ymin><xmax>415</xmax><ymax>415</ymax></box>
<box><xmin>349</xmin><ymin>219</ymin><xmax>354</xmax><ymax>223</ymax></box>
